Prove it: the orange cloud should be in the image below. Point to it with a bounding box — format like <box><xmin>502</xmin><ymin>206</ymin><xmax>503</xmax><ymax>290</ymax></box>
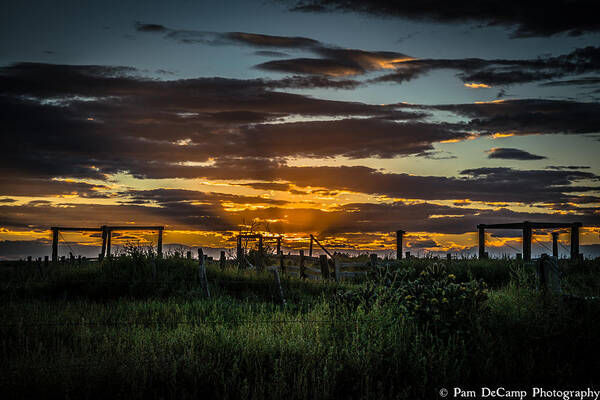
<box><xmin>464</xmin><ymin>83</ymin><xmax>491</xmax><ymax>88</ymax></box>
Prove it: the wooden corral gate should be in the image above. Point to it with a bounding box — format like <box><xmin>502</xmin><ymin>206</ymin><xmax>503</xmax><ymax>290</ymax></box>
<box><xmin>477</xmin><ymin>221</ymin><xmax>582</xmax><ymax>261</ymax></box>
<box><xmin>51</xmin><ymin>225</ymin><xmax>164</xmax><ymax>262</ymax></box>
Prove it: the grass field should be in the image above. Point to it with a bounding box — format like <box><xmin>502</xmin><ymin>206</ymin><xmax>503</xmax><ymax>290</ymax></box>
<box><xmin>1</xmin><ymin>252</ymin><xmax>599</xmax><ymax>399</ymax></box>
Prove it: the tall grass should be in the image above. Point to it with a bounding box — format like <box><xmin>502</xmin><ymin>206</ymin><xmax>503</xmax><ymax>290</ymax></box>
<box><xmin>0</xmin><ymin>255</ymin><xmax>599</xmax><ymax>399</ymax></box>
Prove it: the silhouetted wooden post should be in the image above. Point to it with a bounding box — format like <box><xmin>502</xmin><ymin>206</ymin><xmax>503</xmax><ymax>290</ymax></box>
<box><xmin>186</xmin><ymin>250</ymin><xmax>192</xmax><ymax>259</ymax></box>
<box><xmin>552</xmin><ymin>232</ymin><xmax>559</xmax><ymax>258</ymax></box>
<box><xmin>100</xmin><ymin>226</ymin><xmax>107</xmax><ymax>260</ymax></box>
<box><xmin>157</xmin><ymin>228</ymin><xmax>163</xmax><ymax>258</ymax></box>
<box><xmin>477</xmin><ymin>225</ymin><xmax>485</xmax><ymax>260</ymax></box>
<box><xmin>276</xmin><ymin>237</ymin><xmax>281</xmax><ymax>254</ymax></box>
<box><xmin>271</xmin><ymin>268</ymin><xmax>286</xmax><ymax>306</ymax></box>
<box><xmin>523</xmin><ymin>222</ymin><xmax>532</xmax><ymax>262</ymax></box>
<box><xmin>319</xmin><ymin>255</ymin><xmax>329</xmax><ymax>279</ymax></box>
<box><xmin>279</xmin><ymin>251</ymin><xmax>284</xmax><ymax>274</ymax></box>
<box><xmin>447</xmin><ymin>253</ymin><xmax>452</xmax><ymax>260</ymax></box>
<box><xmin>309</xmin><ymin>235</ymin><xmax>313</xmax><ymax>257</ymax></box>
<box><xmin>236</xmin><ymin>236</ymin><xmax>242</xmax><ymax>265</ymax></box>
<box><xmin>570</xmin><ymin>223</ymin><xmax>581</xmax><ymax>260</ymax></box>
<box><xmin>370</xmin><ymin>253</ymin><xmax>377</xmax><ymax>269</ymax></box>
<box><xmin>106</xmin><ymin>228</ymin><xmax>112</xmax><ymax>257</ymax></box>
<box><xmin>396</xmin><ymin>230</ymin><xmax>405</xmax><ymax>260</ymax></box>
<box><xmin>198</xmin><ymin>248</ymin><xmax>210</xmax><ymax>297</ymax></box>
<box><xmin>299</xmin><ymin>250</ymin><xmax>306</xmax><ymax>279</ymax></box>
<box><xmin>405</xmin><ymin>251</ymin><xmax>410</xmax><ymax>259</ymax></box>
<box><xmin>516</xmin><ymin>253</ymin><xmax>522</xmax><ymax>260</ymax></box>
<box><xmin>51</xmin><ymin>227</ymin><xmax>59</xmax><ymax>262</ymax></box>
<box><xmin>44</xmin><ymin>255</ymin><xmax>49</xmax><ymax>270</ymax></box>
<box><xmin>220</xmin><ymin>251</ymin><xmax>226</xmax><ymax>270</ymax></box>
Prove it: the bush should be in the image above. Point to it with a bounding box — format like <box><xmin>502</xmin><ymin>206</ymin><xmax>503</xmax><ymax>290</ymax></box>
<box><xmin>335</xmin><ymin>263</ymin><xmax>488</xmax><ymax>334</ymax></box>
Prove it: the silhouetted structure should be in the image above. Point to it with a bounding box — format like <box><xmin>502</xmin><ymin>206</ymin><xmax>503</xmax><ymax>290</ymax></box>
<box><xmin>477</xmin><ymin>221</ymin><xmax>581</xmax><ymax>261</ymax></box>
<box><xmin>51</xmin><ymin>225</ymin><xmax>164</xmax><ymax>262</ymax></box>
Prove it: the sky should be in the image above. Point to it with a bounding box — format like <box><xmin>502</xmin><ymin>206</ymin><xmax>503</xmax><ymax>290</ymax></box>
<box><xmin>1</xmin><ymin>0</ymin><xmax>600</xmax><ymax>259</ymax></box>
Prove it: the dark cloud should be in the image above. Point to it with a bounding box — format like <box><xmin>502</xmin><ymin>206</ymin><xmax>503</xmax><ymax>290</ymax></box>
<box><xmin>374</xmin><ymin>47</ymin><xmax>600</xmax><ymax>86</ymax></box>
<box><xmin>135</xmin><ymin>23</ymin><xmax>600</xmax><ymax>87</ymax></box>
<box><xmin>135</xmin><ymin>23</ymin><xmax>320</xmax><ymax>49</ymax></box>
<box><xmin>134</xmin><ymin>22</ymin><xmax>168</xmax><ymax>33</ymax></box>
<box><xmin>487</xmin><ymin>148</ymin><xmax>547</xmax><ymax>160</ymax></box>
<box><xmin>254</xmin><ymin>50</ymin><xmax>290</xmax><ymax>57</ymax></box>
<box><xmin>286</xmin><ymin>0</ymin><xmax>600</xmax><ymax>38</ymax></box>
<box><xmin>256</xmin><ymin>49</ymin><xmax>411</xmax><ymax>76</ymax></box>
<box><xmin>435</xmin><ymin>99</ymin><xmax>600</xmax><ymax>136</ymax></box>
<box><xmin>546</xmin><ymin>166</ymin><xmax>591</xmax><ymax>170</ymax></box>
<box><xmin>264</xmin><ymin>75</ymin><xmax>362</xmax><ymax>89</ymax></box>
<box><xmin>539</xmin><ymin>77</ymin><xmax>600</xmax><ymax>87</ymax></box>
<box><xmin>2</xmin><ymin>62</ymin><xmax>600</xmax><ymax>211</ymax></box>
<box><xmin>224</xmin><ymin>32</ymin><xmax>320</xmax><ymax>48</ymax></box>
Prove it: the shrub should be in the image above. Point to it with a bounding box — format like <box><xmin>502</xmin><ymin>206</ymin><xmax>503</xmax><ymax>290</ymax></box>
<box><xmin>335</xmin><ymin>263</ymin><xmax>488</xmax><ymax>334</ymax></box>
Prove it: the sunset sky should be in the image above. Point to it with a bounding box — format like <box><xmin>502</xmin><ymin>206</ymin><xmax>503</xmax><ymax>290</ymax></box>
<box><xmin>1</xmin><ymin>0</ymin><xmax>600</xmax><ymax>259</ymax></box>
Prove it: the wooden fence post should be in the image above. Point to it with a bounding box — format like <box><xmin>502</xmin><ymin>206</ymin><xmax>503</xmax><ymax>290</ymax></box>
<box><xmin>186</xmin><ymin>250</ymin><xmax>192</xmax><ymax>259</ymax></box>
<box><xmin>552</xmin><ymin>232</ymin><xmax>559</xmax><ymax>258</ymax></box>
<box><xmin>478</xmin><ymin>225</ymin><xmax>486</xmax><ymax>260</ymax></box>
<box><xmin>405</xmin><ymin>251</ymin><xmax>410</xmax><ymax>259</ymax></box>
<box><xmin>570</xmin><ymin>223</ymin><xmax>581</xmax><ymax>261</ymax></box>
<box><xmin>236</xmin><ymin>236</ymin><xmax>242</xmax><ymax>266</ymax></box>
<box><xmin>51</xmin><ymin>227</ymin><xmax>59</xmax><ymax>262</ymax></box>
<box><xmin>157</xmin><ymin>228</ymin><xmax>163</xmax><ymax>259</ymax></box>
<box><xmin>220</xmin><ymin>251</ymin><xmax>226</xmax><ymax>270</ymax></box>
<box><xmin>198</xmin><ymin>248</ymin><xmax>210</xmax><ymax>297</ymax></box>
<box><xmin>396</xmin><ymin>230</ymin><xmax>405</xmax><ymax>260</ymax></box>
<box><xmin>309</xmin><ymin>235</ymin><xmax>313</xmax><ymax>257</ymax></box>
<box><xmin>446</xmin><ymin>253</ymin><xmax>452</xmax><ymax>260</ymax></box>
<box><xmin>370</xmin><ymin>254</ymin><xmax>377</xmax><ymax>269</ymax></box>
<box><xmin>299</xmin><ymin>249</ymin><xmax>306</xmax><ymax>279</ymax></box>
<box><xmin>271</xmin><ymin>268</ymin><xmax>286</xmax><ymax>306</ymax></box>
<box><xmin>106</xmin><ymin>229</ymin><xmax>112</xmax><ymax>258</ymax></box>
<box><xmin>333</xmin><ymin>258</ymin><xmax>339</xmax><ymax>283</ymax></box>
<box><xmin>537</xmin><ymin>254</ymin><xmax>561</xmax><ymax>294</ymax></box>
<box><xmin>319</xmin><ymin>255</ymin><xmax>329</xmax><ymax>279</ymax></box>
<box><xmin>523</xmin><ymin>222</ymin><xmax>532</xmax><ymax>262</ymax></box>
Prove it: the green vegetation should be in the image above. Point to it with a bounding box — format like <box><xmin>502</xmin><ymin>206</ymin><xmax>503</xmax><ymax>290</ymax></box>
<box><xmin>1</xmin><ymin>253</ymin><xmax>599</xmax><ymax>399</ymax></box>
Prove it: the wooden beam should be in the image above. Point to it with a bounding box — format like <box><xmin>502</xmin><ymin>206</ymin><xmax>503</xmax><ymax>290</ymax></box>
<box><xmin>299</xmin><ymin>250</ymin><xmax>305</xmax><ymax>279</ymax></box>
<box><xmin>396</xmin><ymin>230</ymin><xmax>405</xmax><ymax>260</ymax></box>
<box><xmin>523</xmin><ymin>222</ymin><xmax>532</xmax><ymax>262</ymax></box>
<box><xmin>552</xmin><ymin>232</ymin><xmax>559</xmax><ymax>258</ymax></box>
<box><xmin>220</xmin><ymin>251</ymin><xmax>226</xmax><ymax>270</ymax></box>
<box><xmin>51</xmin><ymin>227</ymin><xmax>103</xmax><ymax>232</ymax></box>
<box><xmin>319</xmin><ymin>255</ymin><xmax>329</xmax><ymax>279</ymax></box>
<box><xmin>103</xmin><ymin>226</ymin><xmax>164</xmax><ymax>231</ymax></box>
<box><xmin>570</xmin><ymin>223</ymin><xmax>580</xmax><ymax>260</ymax></box>
<box><xmin>478</xmin><ymin>226</ymin><xmax>485</xmax><ymax>260</ymax></box>
<box><xmin>157</xmin><ymin>229</ymin><xmax>163</xmax><ymax>258</ymax></box>
<box><xmin>51</xmin><ymin>227</ymin><xmax>59</xmax><ymax>262</ymax></box>
<box><xmin>311</xmin><ymin>235</ymin><xmax>334</xmax><ymax>259</ymax></box>
<box><xmin>106</xmin><ymin>228</ymin><xmax>112</xmax><ymax>257</ymax></box>
<box><xmin>478</xmin><ymin>222</ymin><xmax>580</xmax><ymax>230</ymax></box>
<box><xmin>100</xmin><ymin>226</ymin><xmax>107</xmax><ymax>260</ymax></box>
<box><xmin>309</xmin><ymin>235</ymin><xmax>313</xmax><ymax>257</ymax></box>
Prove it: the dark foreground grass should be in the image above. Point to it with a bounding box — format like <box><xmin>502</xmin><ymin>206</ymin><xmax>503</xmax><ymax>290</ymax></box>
<box><xmin>0</xmin><ymin>256</ymin><xmax>599</xmax><ymax>399</ymax></box>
